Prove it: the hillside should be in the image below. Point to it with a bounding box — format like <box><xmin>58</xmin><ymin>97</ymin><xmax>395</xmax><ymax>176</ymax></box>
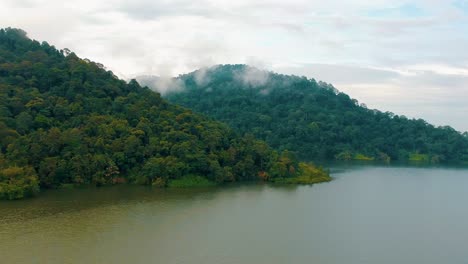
<box><xmin>163</xmin><ymin>65</ymin><xmax>468</xmax><ymax>163</ymax></box>
<box><xmin>0</xmin><ymin>29</ymin><xmax>329</xmax><ymax>200</ymax></box>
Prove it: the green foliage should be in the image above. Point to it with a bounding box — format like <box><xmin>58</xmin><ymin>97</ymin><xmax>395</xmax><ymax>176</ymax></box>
<box><xmin>335</xmin><ymin>151</ymin><xmax>353</xmax><ymax>161</ymax></box>
<box><xmin>408</xmin><ymin>153</ymin><xmax>430</xmax><ymax>162</ymax></box>
<box><xmin>353</xmin><ymin>154</ymin><xmax>374</xmax><ymax>161</ymax></box>
<box><xmin>0</xmin><ymin>28</ymin><xmax>320</xmax><ymax>199</ymax></box>
<box><xmin>167</xmin><ymin>174</ymin><xmax>216</xmax><ymax>188</ymax></box>
<box><xmin>0</xmin><ymin>166</ymin><xmax>39</xmax><ymax>200</ymax></box>
<box><xmin>268</xmin><ymin>150</ymin><xmax>298</xmax><ymax>178</ymax></box>
<box><xmin>271</xmin><ymin>163</ymin><xmax>331</xmax><ymax>184</ymax></box>
<box><xmin>165</xmin><ymin>64</ymin><xmax>468</xmax><ymax>164</ymax></box>
<box><xmin>142</xmin><ymin>156</ymin><xmax>187</xmax><ymax>183</ymax></box>
<box><xmin>335</xmin><ymin>152</ymin><xmax>374</xmax><ymax>161</ymax></box>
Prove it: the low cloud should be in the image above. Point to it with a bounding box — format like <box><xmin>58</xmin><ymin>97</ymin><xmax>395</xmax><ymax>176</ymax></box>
<box><xmin>193</xmin><ymin>65</ymin><xmax>221</xmax><ymax>86</ymax></box>
<box><xmin>235</xmin><ymin>66</ymin><xmax>270</xmax><ymax>87</ymax></box>
<box><xmin>136</xmin><ymin>75</ymin><xmax>185</xmax><ymax>94</ymax></box>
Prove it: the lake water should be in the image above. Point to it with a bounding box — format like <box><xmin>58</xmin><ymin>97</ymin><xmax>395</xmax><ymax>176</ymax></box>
<box><xmin>1</xmin><ymin>164</ymin><xmax>468</xmax><ymax>264</ymax></box>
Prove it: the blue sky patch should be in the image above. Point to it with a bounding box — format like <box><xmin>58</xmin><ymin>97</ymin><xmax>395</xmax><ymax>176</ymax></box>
<box><xmin>453</xmin><ymin>0</ymin><xmax>468</xmax><ymax>13</ymax></box>
<box><xmin>366</xmin><ymin>3</ymin><xmax>426</xmax><ymax>18</ymax></box>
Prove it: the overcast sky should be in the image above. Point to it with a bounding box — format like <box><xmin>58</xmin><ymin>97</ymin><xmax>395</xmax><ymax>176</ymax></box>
<box><xmin>1</xmin><ymin>0</ymin><xmax>467</xmax><ymax>132</ymax></box>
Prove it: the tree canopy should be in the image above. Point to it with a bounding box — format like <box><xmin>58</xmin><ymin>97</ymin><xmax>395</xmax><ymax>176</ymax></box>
<box><xmin>0</xmin><ymin>28</ymin><xmax>329</xmax><ymax>199</ymax></box>
<box><xmin>164</xmin><ymin>64</ymin><xmax>468</xmax><ymax>163</ymax></box>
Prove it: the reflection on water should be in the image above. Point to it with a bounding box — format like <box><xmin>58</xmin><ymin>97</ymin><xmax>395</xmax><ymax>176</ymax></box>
<box><xmin>1</xmin><ymin>164</ymin><xmax>468</xmax><ymax>264</ymax></box>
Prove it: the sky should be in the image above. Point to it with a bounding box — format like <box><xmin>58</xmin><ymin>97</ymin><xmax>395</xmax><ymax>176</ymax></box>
<box><xmin>1</xmin><ymin>0</ymin><xmax>467</xmax><ymax>132</ymax></box>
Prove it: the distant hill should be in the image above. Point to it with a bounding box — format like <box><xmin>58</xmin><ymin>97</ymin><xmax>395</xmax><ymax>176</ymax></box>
<box><xmin>0</xmin><ymin>28</ymin><xmax>329</xmax><ymax>200</ymax></box>
<box><xmin>162</xmin><ymin>64</ymin><xmax>468</xmax><ymax>163</ymax></box>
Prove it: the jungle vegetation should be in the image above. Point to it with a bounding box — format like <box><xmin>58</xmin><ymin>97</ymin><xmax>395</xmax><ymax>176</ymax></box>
<box><xmin>164</xmin><ymin>65</ymin><xmax>468</xmax><ymax>163</ymax></box>
<box><xmin>0</xmin><ymin>28</ymin><xmax>329</xmax><ymax>200</ymax></box>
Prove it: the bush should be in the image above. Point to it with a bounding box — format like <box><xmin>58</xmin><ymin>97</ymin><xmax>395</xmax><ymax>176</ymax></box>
<box><xmin>0</xmin><ymin>166</ymin><xmax>40</xmax><ymax>200</ymax></box>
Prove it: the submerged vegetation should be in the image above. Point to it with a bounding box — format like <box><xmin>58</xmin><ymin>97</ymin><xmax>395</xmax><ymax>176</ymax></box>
<box><xmin>165</xmin><ymin>65</ymin><xmax>468</xmax><ymax>164</ymax></box>
<box><xmin>0</xmin><ymin>28</ymin><xmax>329</xmax><ymax>200</ymax></box>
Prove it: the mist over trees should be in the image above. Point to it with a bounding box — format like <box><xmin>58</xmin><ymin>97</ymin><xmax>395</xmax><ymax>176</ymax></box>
<box><xmin>165</xmin><ymin>64</ymin><xmax>468</xmax><ymax>163</ymax></box>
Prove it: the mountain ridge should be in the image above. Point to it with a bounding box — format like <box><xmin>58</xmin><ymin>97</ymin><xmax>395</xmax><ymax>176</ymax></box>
<box><xmin>160</xmin><ymin>64</ymin><xmax>468</xmax><ymax>163</ymax></box>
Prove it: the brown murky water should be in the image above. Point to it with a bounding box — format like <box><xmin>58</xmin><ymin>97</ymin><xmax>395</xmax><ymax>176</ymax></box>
<box><xmin>2</xmin><ymin>165</ymin><xmax>468</xmax><ymax>264</ymax></box>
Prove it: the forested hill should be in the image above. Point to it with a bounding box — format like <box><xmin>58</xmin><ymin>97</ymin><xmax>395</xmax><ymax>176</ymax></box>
<box><xmin>0</xmin><ymin>28</ymin><xmax>329</xmax><ymax>200</ymax></box>
<box><xmin>164</xmin><ymin>64</ymin><xmax>468</xmax><ymax>163</ymax></box>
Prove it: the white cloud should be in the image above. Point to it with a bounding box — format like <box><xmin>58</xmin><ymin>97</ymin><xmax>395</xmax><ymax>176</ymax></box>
<box><xmin>235</xmin><ymin>67</ymin><xmax>270</xmax><ymax>87</ymax></box>
<box><xmin>137</xmin><ymin>76</ymin><xmax>185</xmax><ymax>95</ymax></box>
<box><xmin>0</xmin><ymin>0</ymin><xmax>467</xmax><ymax>131</ymax></box>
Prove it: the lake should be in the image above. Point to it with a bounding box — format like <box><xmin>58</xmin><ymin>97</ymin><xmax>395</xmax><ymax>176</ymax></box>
<box><xmin>1</xmin><ymin>164</ymin><xmax>468</xmax><ymax>264</ymax></box>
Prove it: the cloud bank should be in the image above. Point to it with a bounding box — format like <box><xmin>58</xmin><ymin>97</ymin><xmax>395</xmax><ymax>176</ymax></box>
<box><xmin>1</xmin><ymin>0</ymin><xmax>467</xmax><ymax>131</ymax></box>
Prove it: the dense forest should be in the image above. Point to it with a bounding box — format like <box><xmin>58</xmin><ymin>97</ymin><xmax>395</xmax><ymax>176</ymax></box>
<box><xmin>0</xmin><ymin>28</ymin><xmax>329</xmax><ymax>200</ymax></box>
<box><xmin>163</xmin><ymin>65</ymin><xmax>468</xmax><ymax>163</ymax></box>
